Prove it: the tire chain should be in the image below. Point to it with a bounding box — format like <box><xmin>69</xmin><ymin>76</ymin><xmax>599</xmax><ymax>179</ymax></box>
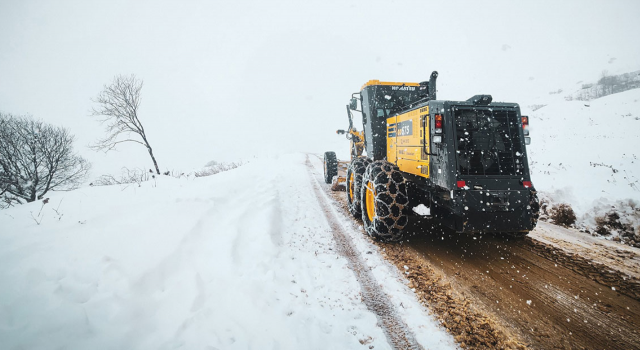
<box><xmin>346</xmin><ymin>157</ymin><xmax>371</xmax><ymax>218</ymax></box>
<box><xmin>362</xmin><ymin>160</ymin><xmax>409</xmax><ymax>242</ymax></box>
<box><xmin>530</xmin><ymin>191</ymin><xmax>540</xmax><ymax>228</ymax></box>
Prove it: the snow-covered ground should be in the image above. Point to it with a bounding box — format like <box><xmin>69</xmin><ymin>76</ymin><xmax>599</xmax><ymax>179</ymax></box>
<box><xmin>0</xmin><ymin>153</ymin><xmax>455</xmax><ymax>350</ymax></box>
<box><xmin>527</xmin><ymin>88</ymin><xmax>640</xmax><ymax>237</ymax></box>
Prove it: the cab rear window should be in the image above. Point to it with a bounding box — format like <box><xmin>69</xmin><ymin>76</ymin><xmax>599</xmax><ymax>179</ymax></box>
<box><xmin>454</xmin><ymin>108</ymin><xmax>525</xmax><ymax>176</ymax></box>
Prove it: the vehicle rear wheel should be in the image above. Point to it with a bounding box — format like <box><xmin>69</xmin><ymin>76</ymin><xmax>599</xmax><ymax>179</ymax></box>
<box><xmin>323</xmin><ymin>151</ymin><xmax>338</xmax><ymax>184</ymax></box>
<box><xmin>361</xmin><ymin>160</ymin><xmax>409</xmax><ymax>242</ymax></box>
<box><xmin>530</xmin><ymin>191</ymin><xmax>540</xmax><ymax>228</ymax></box>
<box><xmin>346</xmin><ymin>157</ymin><xmax>371</xmax><ymax>218</ymax></box>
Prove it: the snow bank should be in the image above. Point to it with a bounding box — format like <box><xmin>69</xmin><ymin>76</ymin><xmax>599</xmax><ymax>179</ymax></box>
<box><xmin>528</xmin><ymin>88</ymin><xmax>640</xmax><ymax>241</ymax></box>
<box><xmin>0</xmin><ymin>154</ymin><xmax>454</xmax><ymax>349</ymax></box>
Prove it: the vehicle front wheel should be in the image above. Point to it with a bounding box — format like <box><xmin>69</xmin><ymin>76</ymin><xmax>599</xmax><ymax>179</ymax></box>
<box><xmin>323</xmin><ymin>151</ymin><xmax>338</xmax><ymax>184</ymax></box>
<box><xmin>346</xmin><ymin>157</ymin><xmax>371</xmax><ymax>218</ymax></box>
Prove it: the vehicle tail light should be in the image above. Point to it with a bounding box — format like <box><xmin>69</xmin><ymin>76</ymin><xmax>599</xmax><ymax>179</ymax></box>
<box><xmin>435</xmin><ymin>114</ymin><xmax>443</xmax><ymax>128</ymax></box>
<box><xmin>457</xmin><ymin>180</ymin><xmax>466</xmax><ymax>188</ymax></box>
<box><xmin>522</xmin><ymin>116</ymin><xmax>530</xmax><ymax>135</ymax></box>
<box><xmin>435</xmin><ymin>114</ymin><xmax>443</xmax><ymax>134</ymax></box>
<box><xmin>522</xmin><ymin>181</ymin><xmax>532</xmax><ymax>188</ymax></box>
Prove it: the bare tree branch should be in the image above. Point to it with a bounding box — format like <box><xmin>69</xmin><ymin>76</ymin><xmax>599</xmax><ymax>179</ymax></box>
<box><xmin>0</xmin><ymin>113</ymin><xmax>91</xmax><ymax>208</ymax></box>
<box><xmin>90</xmin><ymin>74</ymin><xmax>160</xmax><ymax>174</ymax></box>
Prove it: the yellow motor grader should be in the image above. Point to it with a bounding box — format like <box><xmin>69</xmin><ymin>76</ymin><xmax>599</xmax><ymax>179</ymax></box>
<box><xmin>323</xmin><ymin>71</ymin><xmax>539</xmax><ymax>242</ymax></box>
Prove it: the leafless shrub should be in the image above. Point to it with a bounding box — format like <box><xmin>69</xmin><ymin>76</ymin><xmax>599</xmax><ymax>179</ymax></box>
<box><xmin>541</xmin><ymin>194</ymin><xmax>640</xmax><ymax>247</ymax></box>
<box><xmin>571</xmin><ymin>70</ymin><xmax>640</xmax><ymax>101</ymax></box>
<box><xmin>538</xmin><ymin>197</ymin><xmax>551</xmax><ymax>222</ymax></box>
<box><xmin>91</xmin><ymin>161</ymin><xmax>244</xmax><ymax>187</ymax></box>
<box><xmin>30</xmin><ymin>200</ymin><xmax>47</xmax><ymax>225</ymax></box>
<box><xmin>194</xmin><ymin>162</ymin><xmax>243</xmax><ymax>177</ymax></box>
<box><xmin>52</xmin><ymin>198</ymin><xmax>64</xmax><ymax>221</ymax></box>
<box><xmin>549</xmin><ymin>203</ymin><xmax>577</xmax><ymax>227</ymax></box>
<box><xmin>1</xmin><ymin>113</ymin><xmax>90</xmax><ymax>209</ymax></box>
<box><xmin>172</xmin><ymin>171</ymin><xmax>184</xmax><ymax>178</ymax></box>
<box><xmin>595</xmin><ymin>212</ymin><xmax>621</xmax><ymax>236</ymax></box>
<box><xmin>92</xmin><ymin>167</ymin><xmax>150</xmax><ymax>187</ymax></box>
<box><xmin>594</xmin><ymin>211</ymin><xmax>639</xmax><ymax>247</ymax></box>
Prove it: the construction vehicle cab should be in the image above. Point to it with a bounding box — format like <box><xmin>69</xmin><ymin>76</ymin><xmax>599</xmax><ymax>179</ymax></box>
<box><xmin>324</xmin><ymin>71</ymin><xmax>539</xmax><ymax>242</ymax></box>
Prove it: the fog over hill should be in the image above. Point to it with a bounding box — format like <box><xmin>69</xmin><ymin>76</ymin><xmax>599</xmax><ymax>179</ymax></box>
<box><xmin>1</xmin><ymin>0</ymin><xmax>639</xmax><ymax>178</ymax></box>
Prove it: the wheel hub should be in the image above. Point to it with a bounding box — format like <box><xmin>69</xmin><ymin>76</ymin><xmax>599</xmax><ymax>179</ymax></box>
<box><xmin>348</xmin><ymin>173</ymin><xmax>355</xmax><ymax>200</ymax></box>
<box><xmin>365</xmin><ymin>181</ymin><xmax>376</xmax><ymax>222</ymax></box>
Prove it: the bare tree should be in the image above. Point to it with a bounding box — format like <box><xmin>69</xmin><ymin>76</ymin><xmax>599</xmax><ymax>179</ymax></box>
<box><xmin>0</xmin><ymin>113</ymin><xmax>90</xmax><ymax>208</ymax></box>
<box><xmin>90</xmin><ymin>74</ymin><xmax>160</xmax><ymax>174</ymax></box>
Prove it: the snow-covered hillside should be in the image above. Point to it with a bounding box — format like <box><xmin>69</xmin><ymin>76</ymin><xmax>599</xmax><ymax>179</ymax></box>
<box><xmin>528</xmin><ymin>88</ymin><xmax>640</xmax><ymax>240</ymax></box>
<box><xmin>0</xmin><ymin>154</ymin><xmax>454</xmax><ymax>350</ymax></box>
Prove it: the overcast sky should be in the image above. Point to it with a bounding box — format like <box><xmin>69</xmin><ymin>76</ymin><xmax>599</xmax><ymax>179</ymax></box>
<box><xmin>1</xmin><ymin>0</ymin><xmax>639</xmax><ymax>178</ymax></box>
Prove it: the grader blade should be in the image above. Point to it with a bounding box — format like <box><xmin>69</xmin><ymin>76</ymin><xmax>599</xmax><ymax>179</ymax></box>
<box><xmin>330</xmin><ymin>161</ymin><xmax>349</xmax><ymax>191</ymax></box>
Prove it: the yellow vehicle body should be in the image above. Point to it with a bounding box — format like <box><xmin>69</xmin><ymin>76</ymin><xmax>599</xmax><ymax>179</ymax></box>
<box><xmin>387</xmin><ymin>106</ymin><xmax>430</xmax><ymax>178</ymax></box>
<box><xmin>349</xmin><ymin>130</ymin><xmax>365</xmax><ymax>159</ymax></box>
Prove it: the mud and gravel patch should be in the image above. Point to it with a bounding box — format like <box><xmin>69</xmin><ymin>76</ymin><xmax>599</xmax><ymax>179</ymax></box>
<box><xmin>400</xmin><ymin>230</ymin><xmax>640</xmax><ymax>350</ymax></box>
<box><xmin>381</xmin><ymin>243</ymin><xmax>528</xmax><ymax>350</ymax></box>
<box><xmin>525</xmin><ymin>237</ymin><xmax>640</xmax><ymax>301</ymax></box>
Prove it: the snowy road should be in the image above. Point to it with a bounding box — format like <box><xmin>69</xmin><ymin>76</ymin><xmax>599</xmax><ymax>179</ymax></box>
<box><xmin>305</xmin><ymin>157</ymin><xmax>423</xmax><ymax>349</ymax></box>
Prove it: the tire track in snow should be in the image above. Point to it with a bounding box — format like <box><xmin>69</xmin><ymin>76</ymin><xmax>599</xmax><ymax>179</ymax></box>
<box><xmin>304</xmin><ymin>155</ymin><xmax>424</xmax><ymax>350</ymax></box>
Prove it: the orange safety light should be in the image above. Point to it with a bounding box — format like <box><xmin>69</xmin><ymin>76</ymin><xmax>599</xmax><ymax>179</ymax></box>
<box><xmin>521</xmin><ymin>116</ymin><xmax>529</xmax><ymax>129</ymax></box>
<box><xmin>435</xmin><ymin>114</ymin><xmax>443</xmax><ymax>129</ymax></box>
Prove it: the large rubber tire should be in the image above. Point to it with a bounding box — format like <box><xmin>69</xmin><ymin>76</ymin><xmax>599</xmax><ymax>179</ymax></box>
<box><xmin>361</xmin><ymin>160</ymin><xmax>410</xmax><ymax>242</ymax></box>
<box><xmin>530</xmin><ymin>191</ymin><xmax>540</xmax><ymax>228</ymax></box>
<box><xmin>346</xmin><ymin>157</ymin><xmax>371</xmax><ymax>218</ymax></box>
<box><xmin>323</xmin><ymin>151</ymin><xmax>338</xmax><ymax>184</ymax></box>
<box><xmin>500</xmin><ymin>192</ymin><xmax>540</xmax><ymax>240</ymax></box>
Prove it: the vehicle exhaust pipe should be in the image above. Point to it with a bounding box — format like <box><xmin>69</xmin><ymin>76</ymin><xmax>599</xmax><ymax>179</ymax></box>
<box><xmin>429</xmin><ymin>71</ymin><xmax>438</xmax><ymax>100</ymax></box>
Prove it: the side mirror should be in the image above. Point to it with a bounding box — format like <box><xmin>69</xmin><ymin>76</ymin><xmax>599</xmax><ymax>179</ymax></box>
<box><xmin>336</xmin><ymin>129</ymin><xmax>346</xmax><ymax>134</ymax></box>
<box><xmin>349</xmin><ymin>98</ymin><xmax>358</xmax><ymax>110</ymax></box>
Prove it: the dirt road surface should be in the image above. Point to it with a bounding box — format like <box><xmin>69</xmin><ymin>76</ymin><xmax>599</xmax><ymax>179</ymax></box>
<box><xmin>400</xmin><ymin>226</ymin><xmax>640</xmax><ymax>349</ymax></box>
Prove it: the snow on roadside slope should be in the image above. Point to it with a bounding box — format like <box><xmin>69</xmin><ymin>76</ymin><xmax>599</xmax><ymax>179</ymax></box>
<box><xmin>527</xmin><ymin>88</ymin><xmax>640</xmax><ymax>228</ymax></box>
<box><xmin>0</xmin><ymin>153</ymin><xmax>455</xmax><ymax>350</ymax></box>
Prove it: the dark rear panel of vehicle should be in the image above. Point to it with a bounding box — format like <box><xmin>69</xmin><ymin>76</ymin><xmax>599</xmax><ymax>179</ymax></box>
<box><xmin>454</xmin><ymin>107</ymin><xmax>525</xmax><ymax>177</ymax></box>
<box><xmin>422</xmin><ymin>102</ymin><xmax>536</xmax><ymax>233</ymax></box>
